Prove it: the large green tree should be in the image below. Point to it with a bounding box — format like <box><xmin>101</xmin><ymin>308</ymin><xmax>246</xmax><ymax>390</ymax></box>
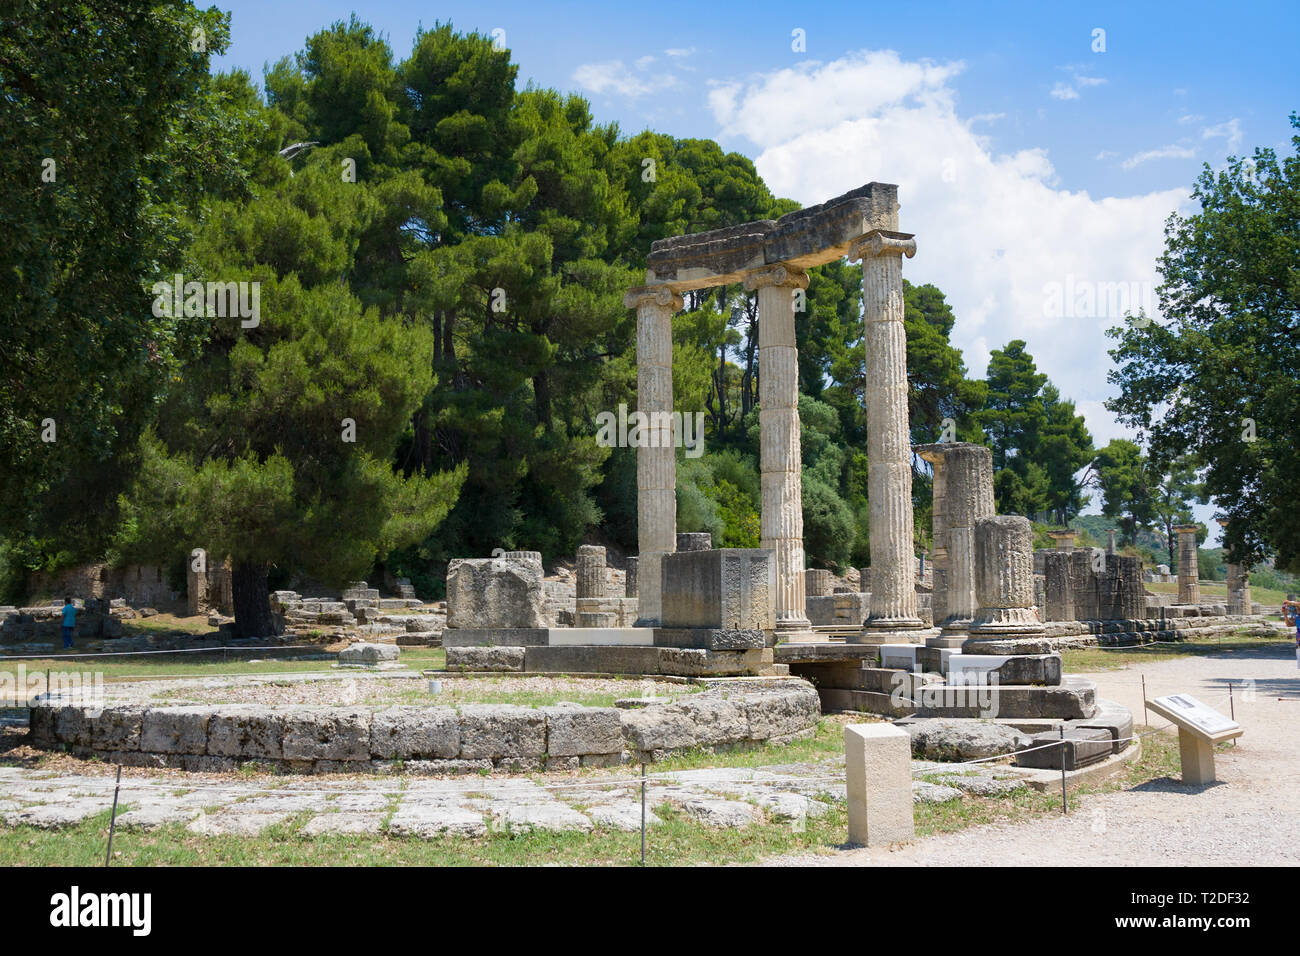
<box><xmin>1108</xmin><ymin>114</ymin><xmax>1300</xmax><ymax>571</ymax></box>
<box><xmin>0</xmin><ymin>1</ymin><xmax>250</xmax><ymax>564</ymax></box>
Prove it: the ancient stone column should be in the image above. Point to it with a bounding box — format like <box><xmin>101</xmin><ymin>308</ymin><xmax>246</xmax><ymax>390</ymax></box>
<box><xmin>1107</xmin><ymin>528</ymin><xmax>1118</xmax><ymax>554</ymax></box>
<box><xmin>625</xmin><ymin>557</ymin><xmax>638</xmax><ymax>599</ymax></box>
<box><xmin>625</xmin><ymin>285</ymin><xmax>683</xmax><ymax>626</ymax></box>
<box><xmin>575</xmin><ymin>545</ymin><xmax>606</xmax><ymax>600</ymax></box>
<box><xmin>1048</xmin><ymin>529</ymin><xmax>1076</xmax><ymax>552</ymax></box>
<box><xmin>1042</xmin><ymin>551</ymin><xmax>1074</xmax><ymax>622</ymax></box>
<box><xmin>916</xmin><ymin>443</ymin><xmax>994</xmax><ymax>645</ymax></box>
<box><xmin>745</xmin><ymin>263</ymin><xmax>812</xmax><ymax>634</ymax></box>
<box><xmin>967</xmin><ymin>516</ymin><xmax>1044</xmax><ymax>641</ymax></box>
<box><xmin>1174</xmin><ymin>524</ymin><xmax>1200</xmax><ymax>605</ymax></box>
<box><xmin>805</xmin><ymin>569</ymin><xmax>836</xmax><ymax>597</ymax></box>
<box><xmin>851</xmin><ymin>231</ymin><xmax>928</xmax><ymax>640</ymax></box>
<box><xmin>1217</xmin><ymin>519</ymin><xmax>1251</xmax><ymax>614</ymax></box>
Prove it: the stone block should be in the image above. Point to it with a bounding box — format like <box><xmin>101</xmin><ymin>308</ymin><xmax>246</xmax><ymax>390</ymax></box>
<box><xmin>656</xmin><ymin>647</ymin><xmax>766</xmax><ymax>676</ymax></box>
<box><xmin>445</xmin><ymin>646</ymin><xmax>526</xmax><ymax>671</ymax></box>
<box><xmin>141</xmin><ymin>706</ymin><xmax>211</xmax><ymax>755</ymax></box>
<box><xmin>54</xmin><ymin>705</ymin><xmax>92</xmax><ymax>747</ymax></box>
<box><xmin>543</xmin><ymin>706</ymin><xmax>624</xmax><ymax>756</ymax></box>
<box><xmin>207</xmin><ymin>706</ymin><xmax>285</xmax><ymax>759</ymax></box>
<box><xmin>446</xmin><ymin>557</ymin><xmax>546</xmax><ymax>629</ymax></box>
<box><xmin>660</xmin><ymin>548</ymin><xmax>775</xmax><ymax>631</ymax></box>
<box><xmin>619</xmin><ymin>707</ymin><xmax>697</xmax><ymax>753</ymax></box>
<box><xmin>443</xmin><ymin>628</ymin><xmax>551</xmax><ymax>647</ymax></box>
<box><xmin>338</xmin><ymin>642</ymin><xmax>400</xmax><ymax>665</ymax></box>
<box><xmin>90</xmin><ymin>705</ymin><xmax>145</xmax><ymax>752</ymax></box>
<box><xmin>652</xmin><ymin>627</ymin><xmax>766</xmax><ymax>650</ymax></box>
<box><xmin>903</xmin><ymin>718</ymin><xmax>1032</xmax><ymax>761</ymax></box>
<box><xmin>523</xmin><ymin>645</ymin><xmax>661</xmax><ymax>674</ymax></box>
<box><xmin>845</xmin><ymin>723</ymin><xmax>914</xmax><ymax>846</ymax></box>
<box><xmin>281</xmin><ymin>708</ymin><xmax>371</xmax><ymax>762</ymax></box>
<box><xmin>1014</xmin><ymin>727</ymin><xmax>1113</xmax><ymax>770</ymax></box>
<box><xmin>369</xmin><ymin>706</ymin><xmax>460</xmax><ymax>760</ymax></box>
<box><xmin>741</xmin><ymin>684</ymin><xmax>821</xmax><ymax>739</ymax></box>
<box><xmin>1074</xmin><ymin>699</ymin><xmax>1135</xmax><ymax>754</ymax></box>
<box><xmin>457</xmin><ymin>705</ymin><xmax>546</xmax><ymax>759</ymax></box>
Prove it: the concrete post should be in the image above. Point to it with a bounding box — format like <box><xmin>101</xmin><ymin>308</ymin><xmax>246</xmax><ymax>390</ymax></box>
<box><xmin>845</xmin><ymin>723</ymin><xmax>914</xmax><ymax>847</ymax></box>
<box><xmin>1174</xmin><ymin>524</ymin><xmax>1200</xmax><ymax>605</ymax></box>
<box><xmin>745</xmin><ymin>263</ymin><xmax>812</xmax><ymax>634</ymax></box>
<box><xmin>851</xmin><ymin>231</ymin><xmax>927</xmax><ymax>640</ymax></box>
<box><xmin>626</xmin><ymin>285</ymin><xmax>683</xmax><ymax>626</ymax></box>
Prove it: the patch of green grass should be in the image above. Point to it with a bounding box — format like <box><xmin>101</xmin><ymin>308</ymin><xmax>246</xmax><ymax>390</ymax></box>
<box><xmin>645</xmin><ymin>715</ymin><xmax>852</xmax><ymax>773</ymax></box>
<box><xmin>1146</xmin><ymin>580</ymin><xmax>1289</xmax><ymax>609</ymax></box>
<box><xmin>1059</xmin><ymin>631</ymin><xmax>1291</xmax><ymax>672</ymax></box>
<box><xmin>0</xmin><ymin>801</ymin><xmax>850</xmax><ymax>867</ymax></box>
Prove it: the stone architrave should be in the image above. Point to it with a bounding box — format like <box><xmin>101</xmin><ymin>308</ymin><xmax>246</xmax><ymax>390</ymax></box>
<box><xmin>916</xmin><ymin>442</ymin><xmax>995</xmax><ymax>646</ymax></box>
<box><xmin>966</xmin><ymin>516</ymin><xmax>1045</xmax><ymax>642</ymax></box>
<box><xmin>850</xmin><ymin>230</ymin><xmax>929</xmax><ymax>641</ymax></box>
<box><xmin>575</xmin><ymin>545</ymin><xmax>606</xmax><ymax>600</ymax></box>
<box><xmin>1174</xmin><ymin>524</ymin><xmax>1200</xmax><ymax>605</ymax></box>
<box><xmin>625</xmin><ymin>285</ymin><xmax>683</xmax><ymax>626</ymax></box>
<box><xmin>745</xmin><ymin>263</ymin><xmax>812</xmax><ymax>634</ymax></box>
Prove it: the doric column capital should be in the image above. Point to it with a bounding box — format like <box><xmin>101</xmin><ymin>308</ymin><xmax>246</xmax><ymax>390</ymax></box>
<box><xmin>848</xmin><ymin>229</ymin><xmax>917</xmax><ymax>262</ymax></box>
<box><xmin>742</xmin><ymin>263</ymin><xmax>809</xmax><ymax>292</ymax></box>
<box><xmin>1173</xmin><ymin>524</ymin><xmax>1200</xmax><ymax>536</ymax></box>
<box><xmin>624</xmin><ymin>285</ymin><xmax>683</xmax><ymax>311</ymax></box>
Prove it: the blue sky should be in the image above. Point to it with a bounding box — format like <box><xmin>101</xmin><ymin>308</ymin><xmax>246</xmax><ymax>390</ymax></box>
<box><xmin>212</xmin><ymin>1</ymin><xmax>1299</xmax><ymax>538</ymax></box>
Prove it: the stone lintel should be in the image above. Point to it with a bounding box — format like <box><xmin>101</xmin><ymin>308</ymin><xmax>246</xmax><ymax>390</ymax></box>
<box><xmin>643</xmin><ymin>182</ymin><xmax>899</xmax><ymax>292</ymax></box>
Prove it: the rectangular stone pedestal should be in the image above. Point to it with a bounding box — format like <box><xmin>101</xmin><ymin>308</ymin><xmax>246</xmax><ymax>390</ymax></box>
<box><xmin>845</xmin><ymin>723</ymin><xmax>914</xmax><ymax>847</ymax></box>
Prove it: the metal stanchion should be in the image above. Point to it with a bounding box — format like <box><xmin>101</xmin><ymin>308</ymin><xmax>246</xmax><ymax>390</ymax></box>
<box><xmin>1141</xmin><ymin>674</ymin><xmax>1149</xmax><ymax>725</ymax></box>
<box><xmin>1059</xmin><ymin>727</ymin><xmax>1068</xmax><ymax>814</ymax></box>
<box><xmin>1229</xmin><ymin>682</ymin><xmax>1236</xmax><ymax>746</ymax></box>
<box><xmin>105</xmin><ymin>765</ymin><xmax>122</xmax><ymax>866</ymax></box>
<box><xmin>640</xmin><ymin>762</ymin><xmax>647</xmax><ymax>866</ymax></box>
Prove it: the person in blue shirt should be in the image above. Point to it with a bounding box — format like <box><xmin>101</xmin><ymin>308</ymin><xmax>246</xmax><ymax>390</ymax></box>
<box><xmin>61</xmin><ymin>597</ymin><xmax>76</xmax><ymax>649</ymax></box>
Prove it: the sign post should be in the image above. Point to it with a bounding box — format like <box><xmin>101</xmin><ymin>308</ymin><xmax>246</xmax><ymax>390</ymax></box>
<box><xmin>1147</xmin><ymin>694</ymin><xmax>1243</xmax><ymax>785</ymax></box>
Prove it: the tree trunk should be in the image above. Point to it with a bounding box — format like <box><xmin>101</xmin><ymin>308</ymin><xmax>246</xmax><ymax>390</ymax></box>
<box><xmin>231</xmin><ymin>561</ymin><xmax>280</xmax><ymax>639</ymax></box>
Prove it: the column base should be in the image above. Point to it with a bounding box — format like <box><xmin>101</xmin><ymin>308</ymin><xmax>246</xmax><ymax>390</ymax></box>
<box><xmin>776</xmin><ymin>614</ymin><xmax>813</xmax><ymax>634</ymax></box>
<box><xmin>850</xmin><ymin>626</ymin><xmax>940</xmax><ymax>646</ymax></box>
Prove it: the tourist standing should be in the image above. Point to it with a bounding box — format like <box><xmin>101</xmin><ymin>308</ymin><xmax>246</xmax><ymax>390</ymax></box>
<box><xmin>61</xmin><ymin>597</ymin><xmax>76</xmax><ymax>650</ymax></box>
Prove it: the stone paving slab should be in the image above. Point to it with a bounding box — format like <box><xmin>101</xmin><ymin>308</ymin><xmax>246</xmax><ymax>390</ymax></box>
<box><xmin>4</xmin><ymin>800</ymin><xmax>106</xmax><ymax>828</ymax></box>
<box><xmin>188</xmin><ymin>811</ymin><xmax>291</xmax><ymax>837</ymax></box>
<box><xmin>388</xmin><ymin>804</ymin><xmax>487</xmax><ymax>838</ymax></box>
<box><xmin>299</xmin><ymin>812</ymin><xmax>385</xmax><ymax>836</ymax></box>
<box><xmin>116</xmin><ymin>805</ymin><xmax>202</xmax><ymax>831</ymax></box>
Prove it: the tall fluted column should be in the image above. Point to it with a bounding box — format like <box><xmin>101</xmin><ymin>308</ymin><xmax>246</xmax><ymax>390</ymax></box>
<box><xmin>745</xmin><ymin>263</ymin><xmax>812</xmax><ymax>633</ymax></box>
<box><xmin>967</xmin><ymin>515</ymin><xmax>1045</xmax><ymax>644</ymax></box>
<box><xmin>850</xmin><ymin>231</ymin><xmax>928</xmax><ymax>640</ymax></box>
<box><xmin>626</xmin><ymin>285</ymin><xmax>683</xmax><ymax>626</ymax></box>
<box><xmin>1174</xmin><ymin>524</ymin><xmax>1200</xmax><ymax>606</ymax></box>
<box><xmin>917</xmin><ymin>442</ymin><xmax>994</xmax><ymax>646</ymax></box>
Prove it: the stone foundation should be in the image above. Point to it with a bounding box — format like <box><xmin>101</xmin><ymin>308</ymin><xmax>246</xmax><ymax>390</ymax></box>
<box><xmin>29</xmin><ymin>682</ymin><xmax>820</xmax><ymax>773</ymax></box>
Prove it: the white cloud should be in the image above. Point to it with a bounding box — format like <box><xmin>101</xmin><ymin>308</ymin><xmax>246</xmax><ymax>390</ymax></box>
<box><xmin>1202</xmin><ymin>118</ymin><xmax>1243</xmax><ymax>150</ymax></box>
<box><xmin>1121</xmin><ymin>144</ymin><xmax>1197</xmax><ymax>169</ymax></box>
<box><xmin>707</xmin><ymin>50</ymin><xmax>1190</xmax><ymax>447</ymax></box>
<box><xmin>572</xmin><ymin>60</ymin><xmax>679</xmax><ymax>98</ymax></box>
<box><xmin>665</xmin><ymin>47</ymin><xmax>695</xmax><ymax>58</ymax></box>
<box><xmin>1050</xmin><ymin>70</ymin><xmax>1106</xmax><ymax>101</ymax></box>
<box><xmin>635</xmin><ymin>55</ymin><xmax>656</xmax><ymax>70</ymax></box>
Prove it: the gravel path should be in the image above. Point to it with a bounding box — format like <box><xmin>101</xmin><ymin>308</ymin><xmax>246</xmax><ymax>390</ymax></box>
<box><xmin>770</xmin><ymin>644</ymin><xmax>1300</xmax><ymax>867</ymax></box>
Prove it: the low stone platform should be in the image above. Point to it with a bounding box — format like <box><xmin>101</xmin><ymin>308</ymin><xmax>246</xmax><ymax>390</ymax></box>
<box><xmin>444</xmin><ymin>626</ymin><xmax>766</xmax><ymax>651</ymax></box>
<box><xmin>446</xmin><ymin>643</ymin><xmax>775</xmax><ymax>677</ymax></box>
<box><xmin>28</xmin><ymin>681</ymin><xmax>820</xmax><ymax>773</ymax></box>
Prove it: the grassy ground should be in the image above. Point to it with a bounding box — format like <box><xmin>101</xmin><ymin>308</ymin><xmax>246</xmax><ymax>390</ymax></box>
<box><xmin>1059</xmin><ymin>629</ymin><xmax>1293</xmax><ymax>672</ymax></box>
<box><xmin>1145</xmin><ymin>579</ymin><xmax>1289</xmax><ymax>609</ymax></box>
<box><xmin>0</xmin><ymin>718</ymin><xmax>1187</xmax><ymax>865</ymax></box>
<box><xmin>0</xmin><ymin>648</ymin><xmax>446</xmax><ymax>701</ymax></box>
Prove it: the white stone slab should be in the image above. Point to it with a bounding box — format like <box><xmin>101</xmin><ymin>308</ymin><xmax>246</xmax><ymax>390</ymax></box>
<box><xmin>547</xmin><ymin>627</ymin><xmax>655</xmax><ymax>647</ymax></box>
<box><xmin>879</xmin><ymin>644</ymin><xmax>921</xmax><ymax>669</ymax></box>
<box><xmin>946</xmin><ymin>654</ymin><xmax>1010</xmax><ymax>685</ymax></box>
